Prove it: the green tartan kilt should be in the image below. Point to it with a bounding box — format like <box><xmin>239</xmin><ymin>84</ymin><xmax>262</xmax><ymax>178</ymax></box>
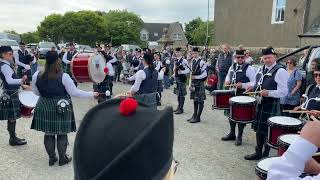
<box><xmin>252</xmin><ymin>98</ymin><xmax>281</xmax><ymax>135</ymax></box>
<box><xmin>173</xmin><ymin>81</ymin><xmax>187</xmax><ymax>97</ymax></box>
<box><xmin>0</xmin><ymin>90</ymin><xmax>21</xmax><ymax>120</ymax></box>
<box><xmin>31</xmin><ymin>97</ymin><xmax>76</xmax><ymax>134</ymax></box>
<box><xmin>134</xmin><ymin>93</ymin><xmax>157</xmax><ymax>108</ymax></box>
<box><xmin>190</xmin><ymin>81</ymin><xmax>206</xmax><ymax>102</ymax></box>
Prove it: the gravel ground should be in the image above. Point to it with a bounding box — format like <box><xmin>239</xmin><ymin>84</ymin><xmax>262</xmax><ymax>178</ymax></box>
<box><xmin>0</xmin><ymin>82</ymin><xmax>277</xmax><ymax>180</ymax></box>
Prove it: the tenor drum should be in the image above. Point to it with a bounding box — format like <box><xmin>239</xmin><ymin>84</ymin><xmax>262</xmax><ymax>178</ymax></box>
<box><xmin>71</xmin><ymin>53</ymin><xmax>107</xmax><ymax>83</ymax></box>
<box><xmin>267</xmin><ymin>116</ymin><xmax>302</xmax><ymax>149</ymax></box>
<box><xmin>212</xmin><ymin>90</ymin><xmax>235</xmax><ymax>110</ymax></box>
<box><xmin>255</xmin><ymin>157</ymin><xmax>280</xmax><ymax>180</ymax></box>
<box><xmin>229</xmin><ymin>96</ymin><xmax>256</xmax><ymax>123</ymax></box>
<box><xmin>19</xmin><ymin>90</ymin><xmax>39</xmax><ymax>118</ymax></box>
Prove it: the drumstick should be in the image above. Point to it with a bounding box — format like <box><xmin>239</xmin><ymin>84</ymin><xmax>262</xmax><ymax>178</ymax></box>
<box><xmin>310</xmin><ymin>115</ymin><xmax>319</xmax><ymax>121</ymax></box>
<box><xmin>282</xmin><ymin>110</ymin><xmax>311</xmax><ymax>114</ymax></box>
<box><xmin>225</xmin><ymin>84</ymin><xmax>237</xmax><ymax>87</ymax></box>
<box><xmin>244</xmin><ymin>91</ymin><xmax>262</xmax><ymax>95</ymax></box>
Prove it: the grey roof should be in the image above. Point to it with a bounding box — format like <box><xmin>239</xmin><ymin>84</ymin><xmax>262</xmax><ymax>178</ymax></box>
<box><xmin>142</xmin><ymin>23</ymin><xmax>170</xmax><ymax>41</ymax></box>
<box><xmin>305</xmin><ymin>16</ymin><xmax>320</xmax><ymax>34</ymax></box>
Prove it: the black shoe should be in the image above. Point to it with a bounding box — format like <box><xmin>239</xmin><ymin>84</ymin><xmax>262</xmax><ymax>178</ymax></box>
<box><xmin>244</xmin><ymin>152</ymin><xmax>262</xmax><ymax>160</ymax></box>
<box><xmin>49</xmin><ymin>156</ymin><xmax>58</xmax><ymax>166</ymax></box>
<box><xmin>173</xmin><ymin>108</ymin><xmax>179</xmax><ymax>113</ymax></box>
<box><xmin>59</xmin><ymin>155</ymin><xmax>72</xmax><ymax>166</ymax></box>
<box><xmin>157</xmin><ymin>102</ymin><xmax>162</xmax><ymax>106</ymax></box>
<box><xmin>221</xmin><ymin>133</ymin><xmax>236</xmax><ymax>141</ymax></box>
<box><xmin>174</xmin><ymin>109</ymin><xmax>184</xmax><ymax>114</ymax></box>
<box><xmin>9</xmin><ymin>137</ymin><xmax>27</xmax><ymax>146</ymax></box>
<box><xmin>235</xmin><ymin>138</ymin><xmax>242</xmax><ymax>146</ymax></box>
<box><xmin>189</xmin><ymin>118</ymin><xmax>200</xmax><ymax>123</ymax></box>
<box><xmin>187</xmin><ymin>114</ymin><xmax>196</xmax><ymax>122</ymax></box>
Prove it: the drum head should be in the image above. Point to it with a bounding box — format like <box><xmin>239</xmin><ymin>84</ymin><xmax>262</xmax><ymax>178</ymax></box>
<box><xmin>19</xmin><ymin>90</ymin><xmax>39</xmax><ymax>108</ymax></box>
<box><xmin>88</xmin><ymin>53</ymin><xmax>107</xmax><ymax>83</ymax></box>
<box><xmin>230</xmin><ymin>96</ymin><xmax>256</xmax><ymax>103</ymax></box>
<box><xmin>212</xmin><ymin>90</ymin><xmax>235</xmax><ymax>94</ymax></box>
<box><xmin>257</xmin><ymin>157</ymin><xmax>280</xmax><ymax>173</ymax></box>
<box><xmin>269</xmin><ymin>116</ymin><xmax>302</xmax><ymax>126</ymax></box>
<box><xmin>279</xmin><ymin>134</ymin><xmax>299</xmax><ymax>145</ymax></box>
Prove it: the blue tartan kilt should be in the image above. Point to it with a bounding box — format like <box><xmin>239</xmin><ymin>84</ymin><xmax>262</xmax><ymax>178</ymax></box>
<box><xmin>252</xmin><ymin>98</ymin><xmax>281</xmax><ymax>135</ymax></box>
<box><xmin>0</xmin><ymin>90</ymin><xmax>21</xmax><ymax>120</ymax></box>
<box><xmin>174</xmin><ymin>81</ymin><xmax>187</xmax><ymax>97</ymax></box>
<box><xmin>190</xmin><ymin>81</ymin><xmax>206</xmax><ymax>102</ymax></box>
<box><xmin>157</xmin><ymin>80</ymin><xmax>163</xmax><ymax>93</ymax></box>
<box><xmin>134</xmin><ymin>93</ymin><xmax>157</xmax><ymax>108</ymax></box>
<box><xmin>31</xmin><ymin>97</ymin><xmax>76</xmax><ymax>134</ymax></box>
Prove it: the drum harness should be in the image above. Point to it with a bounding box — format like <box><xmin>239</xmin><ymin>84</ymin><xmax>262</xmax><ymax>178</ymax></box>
<box><xmin>254</xmin><ymin>66</ymin><xmax>275</xmax><ymax>104</ymax></box>
<box><xmin>299</xmin><ymin>85</ymin><xmax>320</xmax><ymax>123</ymax></box>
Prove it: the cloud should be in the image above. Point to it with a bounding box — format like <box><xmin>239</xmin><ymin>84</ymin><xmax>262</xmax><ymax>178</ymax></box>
<box><xmin>0</xmin><ymin>0</ymin><xmax>214</xmax><ymax>34</ymax></box>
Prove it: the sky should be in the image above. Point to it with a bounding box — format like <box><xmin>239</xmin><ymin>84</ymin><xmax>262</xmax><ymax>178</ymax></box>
<box><xmin>0</xmin><ymin>0</ymin><xmax>215</xmax><ymax>34</ymax></box>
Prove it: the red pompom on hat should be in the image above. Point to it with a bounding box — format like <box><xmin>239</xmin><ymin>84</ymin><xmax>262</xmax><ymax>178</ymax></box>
<box><xmin>119</xmin><ymin>98</ymin><xmax>138</xmax><ymax>116</ymax></box>
<box><xmin>104</xmin><ymin>67</ymin><xmax>109</xmax><ymax>74</ymax></box>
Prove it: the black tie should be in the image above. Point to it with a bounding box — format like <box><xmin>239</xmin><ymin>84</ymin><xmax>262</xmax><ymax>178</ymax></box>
<box><xmin>237</xmin><ymin>65</ymin><xmax>241</xmax><ymax>71</ymax></box>
<box><xmin>263</xmin><ymin>68</ymin><xmax>268</xmax><ymax>75</ymax></box>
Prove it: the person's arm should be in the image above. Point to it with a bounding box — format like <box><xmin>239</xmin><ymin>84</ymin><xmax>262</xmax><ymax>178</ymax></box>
<box><xmin>179</xmin><ymin>59</ymin><xmax>190</xmax><ymax>75</ymax></box>
<box><xmin>31</xmin><ymin>71</ymin><xmax>40</xmax><ymax>96</ymax></box>
<box><xmin>109</xmin><ymin>55</ymin><xmax>117</xmax><ymax>64</ymax></box>
<box><xmin>193</xmin><ymin>61</ymin><xmax>208</xmax><ymax>79</ymax></box>
<box><xmin>290</xmin><ymin>70</ymin><xmax>303</xmax><ymax>96</ymax></box>
<box><xmin>158</xmin><ymin>70</ymin><xmax>164</xmax><ymax>80</ymax></box>
<box><xmin>130</xmin><ymin>70</ymin><xmax>146</xmax><ymax>93</ymax></box>
<box><xmin>107</xmin><ymin>63</ymin><xmax>115</xmax><ymax>77</ymax></box>
<box><xmin>62</xmin><ymin>52</ymin><xmax>70</xmax><ymax>64</ymax></box>
<box><xmin>62</xmin><ymin>74</ymin><xmax>94</xmax><ymax>98</ymax></box>
<box><xmin>1</xmin><ymin>65</ymin><xmax>22</xmax><ymax>85</ymax></box>
<box><xmin>242</xmin><ymin>66</ymin><xmax>256</xmax><ymax>89</ymax></box>
<box><xmin>14</xmin><ymin>51</ymin><xmax>28</xmax><ymax>68</ymax></box>
<box><xmin>267</xmin><ymin>136</ymin><xmax>318</xmax><ymax>180</ymax></box>
<box><xmin>127</xmin><ymin>72</ymin><xmax>137</xmax><ymax>81</ymax></box>
<box><xmin>268</xmin><ymin>68</ymin><xmax>289</xmax><ymax>98</ymax></box>
<box><xmin>224</xmin><ymin>66</ymin><xmax>232</xmax><ymax>84</ymax></box>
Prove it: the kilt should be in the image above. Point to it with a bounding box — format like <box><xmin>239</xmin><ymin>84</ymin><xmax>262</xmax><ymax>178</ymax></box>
<box><xmin>157</xmin><ymin>80</ymin><xmax>163</xmax><ymax>93</ymax></box>
<box><xmin>190</xmin><ymin>80</ymin><xmax>206</xmax><ymax>102</ymax></box>
<box><xmin>31</xmin><ymin>97</ymin><xmax>76</xmax><ymax>134</ymax></box>
<box><xmin>0</xmin><ymin>90</ymin><xmax>21</xmax><ymax>120</ymax></box>
<box><xmin>252</xmin><ymin>97</ymin><xmax>281</xmax><ymax>135</ymax></box>
<box><xmin>93</xmin><ymin>78</ymin><xmax>110</xmax><ymax>103</ymax></box>
<box><xmin>173</xmin><ymin>80</ymin><xmax>187</xmax><ymax>97</ymax></box>
<box><xmin>134</xmin><ymin>93</ymin><xmax>157</xmax><ymax>108</ymax></box>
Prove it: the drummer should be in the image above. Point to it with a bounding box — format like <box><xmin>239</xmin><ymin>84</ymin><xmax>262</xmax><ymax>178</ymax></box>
<box><xmin>244</xmin><ymin>47</ymin><xmax>288</xmax><ymax>160</ymax></box>
<box><xmin>103</xmin><ymin>44</ymin><xmax>117</xmax><ymax>95</ymax></box>
<box><xmin>127</xmin><ymin>53</ymin><xmax>165</xmax><ymax>108</ymax></box>
<box><xmin>154</xmin><ymin>52</ymin><xmax>164</xmax><ymax>106</ymax></box>
<box><xmin>131</xmin><ymin>49</ymin><xmax>143</xmax><ymax>73</ymax></box>
<box><xmin>31</xmin><ymin>51</ymin><xmax>98</xmax><ymax>166</ymax></box>
<box><xmin>62</xmin><ymin>42</ymin><xmax>78</xmax><ymax>86</ymax></box>
<box><xmin>0</xmin><ymin>46</ymin><xmax>28</xmax><ymax>146</ymax></box>
<box><xmin>221</xmin><ymin>49</ymin><xmax>256</xmax><ymax>146</ymax></box>
<box><xmin>13</xmin><ymin>42</ymin><xmax>31</xmax><ymax>79</ymax></box>
<box><xmin>93</xmin><ymin>54</ymin><xmax>115</xmax><ymax>103</ymax></box>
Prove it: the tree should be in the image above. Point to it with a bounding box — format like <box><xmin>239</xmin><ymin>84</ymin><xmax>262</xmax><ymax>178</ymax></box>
<box><xmin>103</xmin><ymin>10</ymin><xmax>144</xmax><ymax>46</ymax></box>
<box><xmin>37</xmin><ymin>14</ymin><xmax>65</xmax><ymax>43</ymax></box>
<box><xmin>185</xmin><ymin>18</ymin><xmax>203</xmax><ymax>45</ymax></box>
<box><xmin>191</xmin><ymin>21</ymin><xmax>214</xmax><ymax>46</ymax></box>
<box><xmin>3</xmin><ymin>30</ymin><xmax>19</xmax><ymax>35</ymax></box>
<box><xmin>20</xmin><ymin>32</ymin><xmax>40</xmax><ymax>44</ymax></box>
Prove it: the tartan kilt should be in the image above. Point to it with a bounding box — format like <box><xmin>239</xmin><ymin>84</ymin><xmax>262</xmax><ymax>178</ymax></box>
<box><xmin>252</xmin><ymin>98</ymin><xmax>281</xmax><ymax>135</ymax></box>
<box><xmin>190</xmin><ymin>81</ymin><xmax>206</xmax><ymax>102</ymax></box>
<box><xmin>31</xmin><ymin>97</ymin><xmax>76</xmax><ymax>134</ymax></box>
<box><xmin>93</xmin><ymin>79</ymin><xmax>110</xmax><ymax>103</ymax></box>
<box><xmin>0</xmin><ymin>90</ymin><xmax>21</xmax><ymax>120</ymax></box>
<box><xmin>157</xmin><ymin>80</ymin><xmax>163</xmax><ymax>93</ymax></box>
<box><xmin>173</xmin><ymin>81</ymin><xmax>187</xmax><ymax>97</ymax></box>
<box><xmin>134</xmin><ymin>93</ymin><xmax>157</xmax><ymax>108</ymax></box>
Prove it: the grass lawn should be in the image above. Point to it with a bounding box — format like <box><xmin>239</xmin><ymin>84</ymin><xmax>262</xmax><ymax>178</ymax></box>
<box><xmin>38</xmin><ymin>59</ymin><xmax>45</xmax><ymax>66</ymax></box>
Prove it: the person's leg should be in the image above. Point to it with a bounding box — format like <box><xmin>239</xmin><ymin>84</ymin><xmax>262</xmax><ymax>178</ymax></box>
<box><xmin>235</xmin><ymin>123</ymin><xmax>246</xmax><ymax>146</ymax></box>
<box><xmin>7</xmin><ymin>120</ymin><xmax>27</xmax><ymax>146</ymax></box>
<box><xmin>244</xmin><ymin>133</ymin><xmax>264</xmax><ymax>160</ymax></box>
<box><xmin>57</xmin><ymin>134</ymin><xmax>72</xmax><ymax>166</ymax></box>
<box><xmin>175</xmin><ymin>96</ymin><xmax>185</xmax><ymax>115</ymax></box>
<box><xmin>221</xmin><ymin>120</ymin><xmax>236</xmax><ymax>141</ymax></box>
<box><xmin>190</xmin><ymin>101</ymin><xmax>203</xmax><ymax>123</ymax></box>
<box><xmin>44</xmin><ymin>134</ymin><xmax>57</xmax><ymax>166</ymax></box>
<box><xmin>187</xmin><ymin>101</ymin><xmax>198</xmax><ymax>122</ymax></box>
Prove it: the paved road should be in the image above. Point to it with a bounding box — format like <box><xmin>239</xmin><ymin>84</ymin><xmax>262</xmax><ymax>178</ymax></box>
<box><xmin>0</xmin><ymin>82</ymin><xmax>277</xmax><ymax>180</ymax></box>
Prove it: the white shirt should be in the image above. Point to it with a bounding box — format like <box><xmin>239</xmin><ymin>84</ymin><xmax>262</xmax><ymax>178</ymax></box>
<box><xmin>32</xmin><ymin>71</ymin><xmax>94</xmax><ymax>98</ymax></box>
<box><xmin>192</xmin><ymin>58</ymin><xmax>208</xmax><ymax>80</ymax></box>
<box><xmin>106</xmin><ymin>62</ymin><xmax>115</xmax><ymax>77</ymax></box>
<box><xmin>174</xmin><ymin>57</ymin><xmax>190</xmax><ymax>76</ymax></box>
<box><xmin>62</xmin><ymin>51</ymin><xmax>76</xmax><ymax>64</ymax></box>
<box><xmin>14</xmin><ymin>49</ymin><xmax>31</xmax><ymax>68</ymax></box>
<box><xmin>257</xmin><ymin>62</ymin><xmax>289</xmax><ymax>98</ymax></box>
<box><xmin>155</xmin><ymin>60</ymin><xmax>162</xmax><ymax>71</ymax></box>
<box><xmin>0</xmin><ymin>59</ymin><xmax>22</xmax><ymax>85</ymax></box>
<box><xmin>245</xmin><ymin>57</ymin><xmax>254</xmax><ymax>64</ymax></box>
<box><xmin>130</xmin><ymin>66</ymin><xmax>164</xmax><ymax>93</ymax></box>
<box><xmin>225</xmin><ymin>63</ymin><xmax>256</xmax><ymax>89</ymax></box>
<box><xmin>267</xmin><ymin>136</ymin><xmax>320</xmax><ymax>180</ymax></box>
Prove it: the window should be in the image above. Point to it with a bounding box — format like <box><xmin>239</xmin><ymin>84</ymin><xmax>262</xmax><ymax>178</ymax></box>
<box><xmin>271</xmin><ymin>0</ymin><xmax>286</xmax><ymax>24</ymax></box>
<box><xmin>173</xmin><ymin>34</ymin><xmax>182</xmax><ymax>41</ymax></box>
<box><xmin>141</xmin><ymin>33</ymin><xmax>148</xmax><ymax>41</ymax></box>
<box><xmin>154</xmin><ymin>33</ymin><xmax>158</xmax><ymax>37</ymax></box>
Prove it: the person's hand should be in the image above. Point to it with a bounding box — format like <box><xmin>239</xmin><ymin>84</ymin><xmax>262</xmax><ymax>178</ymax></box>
<box><xmin>224</xmin><ymin>81</ymin><xmax>230</xmax><ymax>86</ymax></box>
<box><xmin>25</xmin><ymin>65</ymin><xmax>31</xmax><ymax>70</ymax></box>
<box><xmin>93</xmin><ymin>92</ymin><xmax>99</xmax><ymax>98</ymax></box>
<box><xmin>293</xmin><ymin>106</ymin><xmax>301</xmax><ymax>111</ymax></box>
<box><xmin>21</xmin><ymin>75</ymin><xmax>28</xmax><ymax>83</ymax></box>
<box><xmin>22</xmin><ymin>85</ymin><xmax>32</xmax><ymax>91</ymax></box>
<box><xmin>161</xmin><ymin>67</ymin><xmax>167</xmax><ymax>72</ymax></box>
<box><xmin>308</xmin><ymin>110</ymin><xmax>320</xmax><ymax>117</ymax></box>
<box><xmin>191</xmin><ymin>75</ymin><xmax>195</xmax><ymax>80</ymax></box>
<box><xmin>245</xmin><ymin>85</ymin><xmax>253</xmax><ymax>92</ymax></box>
<box><xmin>300</xmin><ymin>120</ymin><xmax>320</xmax><ymax>147</ymax></box>
<box><xmin>304</xmin><ymin>159</ymin><xmax>320</xmax><ymax>175</ymax></box>
<box><xmin>236</xmin><ymin>82</ymin><xmax>242</xmax><ymax>89</ymax></box>
<box><xmin>260</xmin><ymin>89</ymin><xmax>269</xmax><ymax>97</ymax></box>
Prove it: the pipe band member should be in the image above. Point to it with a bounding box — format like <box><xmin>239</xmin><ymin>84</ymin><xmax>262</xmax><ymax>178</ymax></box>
<box><xmin>221</xmin><ymin>49</ymin><xmax>256</xmax><ymax>146</ymax></box>
<box><xmin>62</xmin><ymin>42</ymin><xmax>78</xmax><ymax>86</ymax></box>
<box><xmin>0</xmin><ymin>46</ymin><xmax>28</xmax><ymax>146</ymax></box>
<box><xmin>154</xmin><ymin>52</ymin><xmax>165</xmax><ymax>106</ymax></box>
<box><xmin>244</xmin><ymin>47</ymin><xmax>288</xmax><ymax>161</ymax></box>
<box><xmin>187</xmin><ymin>47</ymin><xmax>208</xmax><ymax>124</ymax></box>
<box><xmin>31</xmin><ymin>51</ymin><xmax>98</xmax><ymax>166</ymax></box>
<box><xmin>128</xmin><ymin>53</ymin><xmax>164</xmax><ymax>108</ymax></box>
<box><xmin>13</xmin><ymin>42</ymin><xmax>32</xmax><ymax>82</ymax></box>
<box><xmin>131</xmin><ymin>48</ymin><xmax>143</xmax><ymax>73</ymax></box>
<box><xmin>173</xmin><ymin>47</ymin><xmax>190</xmax><ymax>114</ymax></box>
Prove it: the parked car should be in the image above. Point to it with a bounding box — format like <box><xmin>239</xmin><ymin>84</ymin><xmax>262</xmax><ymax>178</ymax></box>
<box><xmin>76</xmin><ymin>45</ymin><xmax>94</xmax><ymax>53</ymax></box>
<box><xmin>0</xmin><ymin>39</ymin><xmax>19</xmax><ymax>51</ymax></box>
<box><xmin>38</xmin><ymin>42</ymin><xmax>57</xmax><ymax>58</ymax></box>
<box><xmin>0</xmin><ymin>32</ymin><xmax>21</xmax><ymax>43</ymax></box>
<box><xmin>121</xmin><ymin>44</ymin><xmax>141</xmax><ymax>52</ymax></box>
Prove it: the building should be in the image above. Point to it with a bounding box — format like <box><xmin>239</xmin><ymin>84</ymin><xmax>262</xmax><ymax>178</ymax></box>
<box><xmin>214</xmin><ymin>0</ymin><xmax>320</xmax><ymax>48</ymax></box>
<box><xmin>140</xmin><ymin>22</ymin><xmax>188</xmax><ymax>48</ymax></box>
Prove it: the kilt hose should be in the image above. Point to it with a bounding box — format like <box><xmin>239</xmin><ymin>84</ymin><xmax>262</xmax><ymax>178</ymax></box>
<box><xmin>190</xmin><ymin>80</ymin><xmax>206</xmax><ymax>102</ymax></box>
<box><xmin>0</xmin><ymin>90</ymin><xmax>21</xmax><ymax>120</ymax></box>
<box><xmin>31</xmin><ymin>97</ymin><xmax>76</xmax><ymax>134</ymax></box>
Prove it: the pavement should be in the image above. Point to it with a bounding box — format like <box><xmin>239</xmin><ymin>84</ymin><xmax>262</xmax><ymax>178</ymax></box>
<box><xmin>0</xmin><ymin>82</ymin><xmax>277</xmax><ymax>180</ymax></box>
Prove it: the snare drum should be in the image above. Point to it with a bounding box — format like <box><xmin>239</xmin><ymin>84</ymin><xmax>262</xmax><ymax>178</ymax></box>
<box><xmin>229</xmin><ymin>96</ymin><xmax>256</xmax><ymax>123</ymax></box>
<box><xmin>71</xmin><ymin>53</ymin><xmax>107</xmax><ymax>83</ymax></box>
<box><xmin>255</xmin><ymin>157</ymin><xmax>280</xmax><ymax>180</ymax></box>
<box><xmin>277</xmin><ymin>134</ymin><xmax>299</xmax><ymax>156</ymax></box>
<box><xmin>19</xmin><ymin>90</ymin><xmax>39</xmax><ymax>118</ymax></box>
<box><xmin>267</xmin><ymin>116</ymin><xmax>302</xmax><ymax>149</ymax></box>
<box><xmin>212</xmin><ymin>90</ymin><xmax>235</xmax><ymax>110</ymax></box>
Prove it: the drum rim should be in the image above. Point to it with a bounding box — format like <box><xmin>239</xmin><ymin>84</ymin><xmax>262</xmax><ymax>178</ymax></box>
<box><xmin>255</xmin><ymin>157</ymin><xmax>279</xmax><ymax>178</ymax></box>
<box><xmin>18</xmin><ymin>90</ymin><xmax>39</xmax><ymax>108</ymax></box>
<box><xmin>277</xmin><ymin>134</ymin><xmax>299</xmax><ymax>147</ymax></box>
<box><xmin>229</xmin><ymin>96</ymin><xmax>256</xmax><ymax>104</ymax></box>
<box><xmin>212</xmin><ymin>90</ymin><xmax>235</xmax><ymax>95</ymax></box>
<box><xmin>228</xmin><ymin>117</ymin><xmax>255</xmax><ymax>124</ymax></box>
<box><xmin>267</xmin><ymin>116</ymin><xmax>302</xmax><ymax>127</ymax></box>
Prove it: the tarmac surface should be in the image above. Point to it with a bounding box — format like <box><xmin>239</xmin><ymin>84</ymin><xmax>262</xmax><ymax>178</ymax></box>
<box><xmin>0</xmin><ymin>82</ymin><xmax>277</xmax><ymax>180</ymax></box>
